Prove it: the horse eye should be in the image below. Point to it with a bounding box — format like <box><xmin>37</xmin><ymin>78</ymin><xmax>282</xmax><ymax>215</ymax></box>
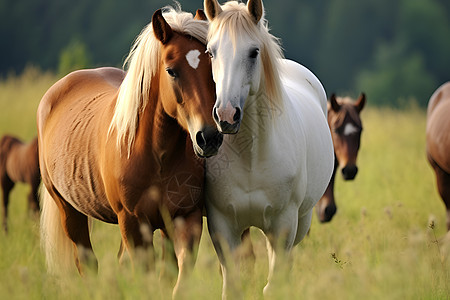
<box><xmin>205</xmin><ymin>49</ymin><xmax>213</xmax><ymax>58</ymax></box>
<box><xmin>166</xmin><ymin>68</ymin><xmax>177</xmax><ymax>78</ymax></box>
<box><xmin>333</xmin><ymin>127</ymin><xmax>342</xmax><ymax>134</ymax></box>
<box><xmin>249</xmin><ymin>48</ymin><xmax>259</xmax><ymax>59</ymax></box>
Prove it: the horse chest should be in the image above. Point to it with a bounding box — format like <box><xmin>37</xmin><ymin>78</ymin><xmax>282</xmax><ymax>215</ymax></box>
<box><xmin>206</xmin><ymin>149</ymin><xmax>301</xmax><ymax>229</ymax></box>
<box><xmin>117</xmin><ymin>157</ymin><xmax>205</xmax><ymax>225</ymax></box>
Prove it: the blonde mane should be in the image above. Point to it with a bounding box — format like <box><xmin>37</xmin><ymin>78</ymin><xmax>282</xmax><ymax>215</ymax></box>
<box><xmin>208</xmin><ymin>1</ymin><xmax>284</xmax><ymax>108</ymax></box>
<box><xmin>109</xmin><ymin>6</ymin><xmax>208</xmax><ymax>156</ymax></box>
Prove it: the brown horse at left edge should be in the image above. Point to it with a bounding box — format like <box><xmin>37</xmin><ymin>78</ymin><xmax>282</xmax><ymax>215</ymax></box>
<box><xmin>0</xmin><ymin>135</ymin><xmax>40</xmax><ymax>232</ymax></box>
<box><xmin>426</xmin><ymin>81</ymin><xmax>450</xmax><ymax>231</ymax></box>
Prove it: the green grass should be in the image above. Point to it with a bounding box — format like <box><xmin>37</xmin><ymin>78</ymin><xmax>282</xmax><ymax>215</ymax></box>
<box><xmin>0</xmin><ymin>70</ymin><xmax>449</xmax><ymax>299</ymax></box>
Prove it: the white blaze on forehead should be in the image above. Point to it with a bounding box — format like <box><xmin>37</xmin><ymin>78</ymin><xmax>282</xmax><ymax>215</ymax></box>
<box><xmin>343</xmin><ymin>123</ymin><xmax>359</xmax><ymax>136</ymax></box>
<box><xmin>186</xmin><ymin>50</ymin><xmax>201</xmax><ymax>69</ymax></box>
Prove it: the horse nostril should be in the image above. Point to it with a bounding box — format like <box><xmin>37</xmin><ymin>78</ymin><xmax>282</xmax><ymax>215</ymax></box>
<box><xmin>196</xmin><ymin>131</ymin><xmax>206</xmax><ymax>148</ymax></box>
<box><xmin>233</xmin><ymin>107</ymin><xmax>241</xmax><ymax>123</ymax></box>
<box><xmin>195</xmin><ymin>127</ymin><xmax>223</xmax><ymax>156</ymax></box>
<box><xmin>342</xmin><ymin>165</ymin><xmax>358</xmax><ymax>180</ymax></box>
<box><xmin>324</xmin><ymin>205</ymin><xmax>337</xmax><ymax>221</ymax></box>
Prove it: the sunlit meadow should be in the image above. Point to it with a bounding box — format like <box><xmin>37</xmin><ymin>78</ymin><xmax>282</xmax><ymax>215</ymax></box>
<box><xmin>0</xmin><ymin>69</ymin><xmax>448</xmax><ymax>299</ymax></box>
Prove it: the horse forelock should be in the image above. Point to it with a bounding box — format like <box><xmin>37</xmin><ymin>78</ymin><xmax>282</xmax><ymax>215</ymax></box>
<box><xmin>208</xmin><ymin>1</ymin><xmax>284</xmax><ymax>109</ymax></box>
<box><xmin>329</xmin><ymin>98</ymin><xmax>362</xmax><ymax>129</ymax></box>
<box><xmin>109</xmin><ymin>6</ymin><xmax>209</xmax><ymax>157</ymax></box>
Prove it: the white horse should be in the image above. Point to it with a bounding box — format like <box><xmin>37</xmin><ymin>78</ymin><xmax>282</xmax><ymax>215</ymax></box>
<box><xmin>203</xmin><ymin>0</ymin><xmax>334</xmax><ymax>297</ymax></box>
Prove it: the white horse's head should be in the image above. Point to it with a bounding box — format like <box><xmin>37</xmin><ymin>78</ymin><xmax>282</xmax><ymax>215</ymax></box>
<box><xmin>204</xmin><ymin>0</ymin><xmax>282</xmax><ymax>134</ymax></box>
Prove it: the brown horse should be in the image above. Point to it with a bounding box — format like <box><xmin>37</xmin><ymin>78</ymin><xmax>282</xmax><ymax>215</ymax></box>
<box><xmin>0</xmin><ymin>135</ymin><xmax>40</xmax><ymax>232</ymax></box>
<box><xmin>37</xmin><ymin>7</ymin><xmax>222</xmax><ymax>296</ymax></box>
<box><xmin>316</xmin><ymin>93</ymin><xmax>366</xmax><ymax>222</ymax></box>
<box><xmin>426</xmin><ymin>82</ymin><xmax>450</xmax><ymax>231</ymax></box>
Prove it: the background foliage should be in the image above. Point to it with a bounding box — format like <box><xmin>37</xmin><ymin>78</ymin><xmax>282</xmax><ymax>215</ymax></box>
<box><xmin>1</xmin><ymin>0</ymin><xmax>449</xmax><ymax>106</ymax></box>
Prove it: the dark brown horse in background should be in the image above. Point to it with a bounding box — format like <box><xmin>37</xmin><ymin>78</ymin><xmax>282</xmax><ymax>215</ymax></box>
<box><xmin>426</xmin><ymin>82</ymin><xmax>450</xmax><ymax>231</ymax></box>
<box><xmin>38</xmin><ymin>7</ymin><xmax>222</xmax><ymax>297</ymax></box>
<box><xmin>0</xmin><ymin>135</ymin><xmax>39</xmax><ymax>232</ymax></box>
<box><xmin>316</xmin><ymin>93</ymin><xmax>366</xmax><ymax>222</ymax></box>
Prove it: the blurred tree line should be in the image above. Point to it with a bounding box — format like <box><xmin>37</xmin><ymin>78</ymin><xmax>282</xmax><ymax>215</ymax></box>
<box><xmin>1</xmin><ymin>0</ymin><xmax>449</xmax><ymax>106</ymax></box>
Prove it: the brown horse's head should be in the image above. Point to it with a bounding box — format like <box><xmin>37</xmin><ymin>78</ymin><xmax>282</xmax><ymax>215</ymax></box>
<box><xmin>316</xmin><ymin>93</ymin><xmax>365</xmax><ymax>223</ymax></box>
<box><xmin>328</xmin><ymin>93</ymin><xmax>365</xmax><ymax>180</ymax></box>
<box><xmin>153</xmin><ymin>9</ymin><xmax>222</xmax><ymax>157</ymax></box>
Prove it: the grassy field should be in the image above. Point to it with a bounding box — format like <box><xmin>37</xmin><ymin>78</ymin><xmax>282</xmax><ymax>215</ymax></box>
<box><xmin>0</xmin><ymin>69</ymin><xmax>448</xmax><ymax>299</ymax></box>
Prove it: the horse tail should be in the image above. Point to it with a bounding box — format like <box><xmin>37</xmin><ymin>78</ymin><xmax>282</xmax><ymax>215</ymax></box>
<box><xmin>40</xmin><ymin>186</ymin><xmax>75</xmax><ymax>275</ymax></box>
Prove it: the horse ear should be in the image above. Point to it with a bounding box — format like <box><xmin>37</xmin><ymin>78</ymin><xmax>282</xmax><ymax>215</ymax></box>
<box><xmin>204</xmin><ymin>0</ymin><xmax>223</xmax><ymax>21</ymax></box>
<box><xmin>330</xmin><ymin>94</ymin><xmax>341</xmax><ymax>112</ymax></box>
<box><xmin>152</xmin><ymin>9</ymin><xmax>173</xmax><ymax>45</ymax></box>
<box><xmin>356</xmin><ymin>93</ymin><xmax>366</xmax><ymax>112</ymax></box>
<box><xmin>247</xmin><ymin>0</ymin><xmax>263</xmax><ymax>24</ymax></box>
<box><xmin>194</xmin><ymin>9</ymin><xmax>208</xmax><ymax>21</ymax></box>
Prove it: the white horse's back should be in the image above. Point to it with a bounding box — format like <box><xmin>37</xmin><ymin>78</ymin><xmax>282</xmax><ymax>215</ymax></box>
<box><xmin>279</xmin><ymin>59</ymin><xmax>328</xmax><ymax>116</ymax></box>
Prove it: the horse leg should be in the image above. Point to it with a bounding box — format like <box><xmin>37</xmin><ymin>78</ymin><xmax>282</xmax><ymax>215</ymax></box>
<box><xmin>1</xmin><ymin>176</ymin><xmax>13</xmax><ymax>232</ymax></box>
<box><xmin>117</xmin><ymin>240</ymin><xmax>125</xmax><ymax>260</ymax></box>
<box><xmin>206</xmin><ymin>204</ymin><xmax>242</xmax><ymax>299</ymax></box>
<box><xmin>263</xmin><ymin>206</ymin><xmax>304</xmax><ymax>297</ymax></box>
<box><xmin>59</xmin><ymin>202</ymin><xmax>97</xmax><ymax>275</ymax></box>
<box><xmin>240</xmin><ymin>228</ymin><xmax>256</xmax><ymax>267</ymax></box>
<box><xmin>172</xmin><ymin>210</ymin><xmax>202</xmax><ymax>299</ymax></box>
<box><xmin>159</xmin><ymin>230</ymin><xmax>176</xmax><ymax>283</ymax></box>
<box><xmin>432</xmin><ymin>164</ymin><xmax>450</xmax><ymax>231</ymax></box>
<box><xmin>117</xmin><ymin>210</ymin><xmax>154</xmax><ymax>271</ymax></box>
<box><xmin>316</xmin><ymin>155</ymin><xmax>338</xmax><ymax>223</ymax></box>
<box><xmin>28</xmin><ymin>180</ymin><xmax>40</xmax><ymax>214</ymax></box>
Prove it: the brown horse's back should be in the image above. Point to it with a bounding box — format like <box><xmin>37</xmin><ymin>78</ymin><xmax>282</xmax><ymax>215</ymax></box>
<box><xmin>0</xmin><ymin>136</ymin><xmax>39</xmax><ymax>184</ymax></box>
<box><xmin>1</xmin><ymin>135</ymin><xmax>40</xmax><ymax>231</ymax></box>
<box><xmin>37</xmin><ymin>67</ymin><xmax>124</xmax><ymax>133</ymax></box>
<box><xmin>427</xmin><ymin>82</ymin><xmax>450</xmax><ymax>173</ymax></box>
<box><xmin>37</xmin><ymin>67</ymin><xmax>125</xmax><ymax>223</ymax></box>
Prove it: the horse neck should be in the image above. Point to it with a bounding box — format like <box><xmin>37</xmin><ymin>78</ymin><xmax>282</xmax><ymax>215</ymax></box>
<box><xmin>133</xmin><ymin>82</ymin><xmax>187</xmax><ymax>167</ymax></box>
<box><xmin>233</xmin><ymin>89</ymin><xmax>277</xmax><ymax>157</ymax></box>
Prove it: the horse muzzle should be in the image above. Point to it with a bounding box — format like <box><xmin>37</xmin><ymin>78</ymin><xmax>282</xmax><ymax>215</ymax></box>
<box><xmin>317</xmin><ymin>202</ymin><xmax>337</xmax><ymax>223</ymax></box>
<box><xmin>194</xmin><ymin>126</ymin><xmax>223</xmax><ymax>158</ymax></box>
<box><xmin>342</xmin><ymin>165</ymin><xmax>358</xmax><ymax>180</ymax></box>
<box><xmin>213</xmin><ymin>106</ymin><xmax>241</xmax><ymax>134</ymax></box>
